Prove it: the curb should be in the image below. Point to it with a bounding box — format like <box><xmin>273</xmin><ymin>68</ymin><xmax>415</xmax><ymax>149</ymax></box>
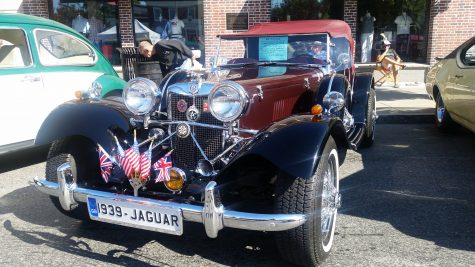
<box><xmin>377</xmin><ymin>114</ymin><xmax>434</xmax><ymax>124</ymax></box>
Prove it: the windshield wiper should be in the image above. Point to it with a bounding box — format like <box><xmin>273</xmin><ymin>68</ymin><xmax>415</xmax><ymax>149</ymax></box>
<box><xmin>220</xmin><ymin>61</ymin><xmax>278</xmax><ymax>68</ymax></box>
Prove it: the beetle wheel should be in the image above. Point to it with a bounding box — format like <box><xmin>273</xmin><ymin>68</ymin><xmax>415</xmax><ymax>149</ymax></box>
<box><xmin>274</xmin><ymin>136</ymin><xmax>340</xmax><ymax>266</ymax></box>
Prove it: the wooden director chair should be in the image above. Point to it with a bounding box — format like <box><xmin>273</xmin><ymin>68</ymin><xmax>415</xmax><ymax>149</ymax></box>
<box><xmin>374</xmin><ymin>61</ymin><xmax>395</xmax><ymax>86</ymax></box>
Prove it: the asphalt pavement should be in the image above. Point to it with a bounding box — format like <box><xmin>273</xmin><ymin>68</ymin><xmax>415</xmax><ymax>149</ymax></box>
<box><xmin>1</xmin><ymin>69</ymin><xmax>475</xmax><ymax>266</ymax></box>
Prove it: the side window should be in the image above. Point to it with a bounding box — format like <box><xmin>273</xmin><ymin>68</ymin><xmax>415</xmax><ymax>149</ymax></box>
<box><xmin>461</xmin><ymin>43</ymin><xmax>475</xmax><ymax>66</ymax></box>
<box><xmin>35</xmin><ymin>29</ymin><xmax>95</xmax><ymax>66</ymax></box>
<box><xmin>0</xmin><ymin>28</ymin><xmax>32</xmax><ymax>68</ymax></box>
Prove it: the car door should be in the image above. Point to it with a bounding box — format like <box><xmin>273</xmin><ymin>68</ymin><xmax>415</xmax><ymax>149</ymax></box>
<box><xmin>450</xmin><ymin>39</ymin><xmax>475</xmax><ymax>129</ymax></box>
<box><xmin>0</xmin><ymin>26</ymin><xmax>43</xmax><ymax>147</ymax></box>
<box><xmin>32</xmin><ymin>27</ymin><xmax>103</xmax><ymax>136</ymax></box>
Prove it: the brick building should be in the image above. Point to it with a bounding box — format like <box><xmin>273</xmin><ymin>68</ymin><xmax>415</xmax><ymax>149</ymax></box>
<box><xmin>12</xmin><ymin>0</ymin><xmax>475</xmax><ymax>66</ymax></box>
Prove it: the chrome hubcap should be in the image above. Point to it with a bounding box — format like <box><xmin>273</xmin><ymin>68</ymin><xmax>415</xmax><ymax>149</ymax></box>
<box><xmin>321</xmin><ymin>154</ymin><xmax>340</xmax><ymax>238</ymax></box>
<box><xmin>436</xmin><ymin>96</ymin><xmax>445</xmax><ymax>123</ymax></box>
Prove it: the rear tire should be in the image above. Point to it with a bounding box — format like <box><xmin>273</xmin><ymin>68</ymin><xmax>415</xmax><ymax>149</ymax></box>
<box><xmin>274</xmin><ymin>136</ymin><xmax>340</xmax><ymax>266</ymax></box>
<box><xmin>46</xmin><ymin>138</ymin><xmax>99</xmax><ymax>220</ymax></box>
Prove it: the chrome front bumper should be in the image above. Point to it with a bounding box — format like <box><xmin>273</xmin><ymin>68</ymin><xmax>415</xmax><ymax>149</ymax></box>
<box><xmin>33</xmin><ymin>163</ymin><xmax>306</xmax><ymax>238</ymax></box>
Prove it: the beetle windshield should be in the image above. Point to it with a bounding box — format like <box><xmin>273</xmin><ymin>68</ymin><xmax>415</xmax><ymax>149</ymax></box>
<box><xmin>224</xmin><ymin>34</ymin><xmax>329</xmax><ymax>66</ymax></box>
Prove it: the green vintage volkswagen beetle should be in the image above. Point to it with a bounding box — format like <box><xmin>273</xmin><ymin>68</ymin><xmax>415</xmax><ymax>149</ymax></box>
<box><xmin>0</xmin><ymin>13</ymin><xmax>126</xmax><ymax>154</ymax></box>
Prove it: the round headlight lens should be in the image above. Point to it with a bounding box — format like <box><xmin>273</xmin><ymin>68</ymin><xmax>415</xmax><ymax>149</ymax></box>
<box><xmin>89</xmin><ymin>81</ymin><xmax>102</xmax><ymax>98</ymax></box>
<box><xmin>208</xmin><ymin>81</ymin><xmax>248</xmax><ymax>122</ymax></box>
<box><xmin>123</xmin><ymin>77</ymin><xmax>160</xmax><ymax>115</ymax></box>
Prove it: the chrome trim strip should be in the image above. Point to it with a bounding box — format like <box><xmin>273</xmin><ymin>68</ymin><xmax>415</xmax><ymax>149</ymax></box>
<box><xmin>190</xmin><ymin>132</ymin><xmax>209</xmax><ymax>161</ymax></box>
<box><xmin>33</xmin><ymin>164</ymin><xmax>307</xmax><ymax>238</ymax></box>
<box><xmin>326</xmin><ymin>73</ymin><xmax>336</xmax><ymax>95</ymax></box>
<box><xmin>149</xmin><ymin>120</ymin><xmax>258</xmax><ymax>135</ymax></box>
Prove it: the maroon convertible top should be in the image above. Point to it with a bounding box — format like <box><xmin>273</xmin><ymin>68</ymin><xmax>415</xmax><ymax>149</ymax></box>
<box><xmin>219</xmin><ymin>20</ymin><xmax>353</xmax><ymax>42</ymax></box>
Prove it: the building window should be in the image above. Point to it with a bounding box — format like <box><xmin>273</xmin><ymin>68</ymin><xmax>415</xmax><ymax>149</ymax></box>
<box><xmin>49</xmin><ymin>0</ymin><xmax>120</xmax><ymax>65</ymax></box>
<box><xmin>132</xmin><ymin>1</ymin><xmax>204</xmax><ymax>62</ymax></box>
<box><xmin>356</xmin><ymin>0</ymin><xmax>429</xmax><ymax>63</ymax></box>
<box><xmin>271</xmin><ymin>0</ymin><xmax>344</xmax><ymax>21</ymax></box>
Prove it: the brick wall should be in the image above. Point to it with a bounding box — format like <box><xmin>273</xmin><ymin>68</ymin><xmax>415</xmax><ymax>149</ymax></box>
<box><xmin>203</xmin><ymin>0</ymin><xmax>271</xmax><ymax>66</ymax></box>
<box><xmin>427</xmin><ymin>0</ymin><xmax>475</xmax><ymax>65</ymax></box>
<box><xmin>343</xmin><ymin>0</ymin><xmax>357</xmax><ymax>39</ymax></box>
<box><xmin>118</xmin><ymin>0</ymin><xmax>134</xmax><ymax>47</ymax></box>
<box><xmin>21</xmin><ymin>0</ymin><xmax>48</xmax><ymax>18</ymax></box>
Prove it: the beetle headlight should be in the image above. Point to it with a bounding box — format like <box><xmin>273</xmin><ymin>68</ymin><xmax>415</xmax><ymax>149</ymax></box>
<box><xmin>208</xmin><ymin>81</ymin><xmax>249</xmax><ymax>122</ymax></box>
<box><xmin>123</xmin><ymin>77</ymin><xmax>161</xmax><ymax>115</ymax></box>
<box><xmin>89</xmin><ymin>81</ymin><xmax>103</xmax><ymax>98</ymax></box>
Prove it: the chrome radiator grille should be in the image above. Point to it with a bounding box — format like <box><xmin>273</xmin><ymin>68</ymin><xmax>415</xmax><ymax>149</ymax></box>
<box><xmin>169</xmin><ymin>94</ymin><xmax>224</xmax><ymax>170</ymax></box>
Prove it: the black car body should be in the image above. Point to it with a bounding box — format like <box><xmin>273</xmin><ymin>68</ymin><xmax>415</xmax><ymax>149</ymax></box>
<box><xmin>33</xmin><ymin>20</ymin><xmax>376</xmax><ymax>266</ymax></box>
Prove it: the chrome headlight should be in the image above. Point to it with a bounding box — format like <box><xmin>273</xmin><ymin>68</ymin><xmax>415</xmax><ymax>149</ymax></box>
<box><xmin>208</xmin><ymin>81</ymin><xmax>249</xmax><ymax>122</ymax></box>
<box><xmin>89</xmin><ymin>81</ymin><xmax>102</xmax><ymax>98</ymax></box>
<box><xmin>323</xmin><ymin>91</ymin><xmax>345</xmax><ymax>113</ymax></box>
<box><xmin>123</xmin><ymin>77</ymin><xmax>160</xmax><ymax>115</ymax></box>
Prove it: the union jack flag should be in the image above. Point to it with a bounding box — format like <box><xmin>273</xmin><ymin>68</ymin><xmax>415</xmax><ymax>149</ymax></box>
<box><xmin>97</xmin><ymin>145</ymin><xmax>113</xmax><ymax>183</ymax></box>
<box><xmin>153</xmin><ymin>150</ymin><xmax>173</xmax><ymax>182</ymax></box>
<box><xmin>139</xmin><ymin>142</ymin><xmax>153</xmax><ymax>180</ymax></box>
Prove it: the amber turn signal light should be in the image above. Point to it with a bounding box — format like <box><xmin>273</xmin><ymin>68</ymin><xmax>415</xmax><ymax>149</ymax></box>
<box><xmin>164</xmin><ymin>167</ymin><xmax>186</xmax><ymax>192</ymax></box>
<box><xmin>311</xmin><ymin>104</ymin><xmax>323</xmax><ymax>115</ymax></box>
<box><xmin>75</xmin><ymin>90</ymin><xmax>82</xmax><ymax>99</ymax></box>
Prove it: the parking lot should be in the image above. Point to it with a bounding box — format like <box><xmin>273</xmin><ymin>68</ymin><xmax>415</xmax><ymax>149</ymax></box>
<box><xmin>1</xmin><ymin>121</ymin><xmax>474</xmax><ymax>266</ymax></box>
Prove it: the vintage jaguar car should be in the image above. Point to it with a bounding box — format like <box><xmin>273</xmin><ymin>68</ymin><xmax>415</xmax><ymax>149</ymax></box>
<box><xmin>33</xmin><ymin>20</ymin><xmax>376</xmax><ymax>266</ymax></box>
<box><xmin>0</xmin><ymin>13</ymin><xmax>126</xmax><ymax>154</ymax></box>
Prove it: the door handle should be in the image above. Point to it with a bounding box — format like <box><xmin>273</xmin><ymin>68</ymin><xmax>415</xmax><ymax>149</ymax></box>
<box><xmin>21</xmin><ymin>75</ymin><xmax>41</xmax><ymax>82</ymax></box>
<box><xmin>455</xmin><ymin>74</ymin><xmax>464</xmax><ymax>78</ymax></box>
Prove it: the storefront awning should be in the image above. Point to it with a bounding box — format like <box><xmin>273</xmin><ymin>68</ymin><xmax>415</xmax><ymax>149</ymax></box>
<box><xmin>97</xmin><ymin>19</ymin><xmax>160</xmax><ymax>43</ymax></box>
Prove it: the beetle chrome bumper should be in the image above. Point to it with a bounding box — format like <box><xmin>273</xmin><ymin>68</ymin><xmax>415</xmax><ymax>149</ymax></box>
<box><xmin>32</xmin><ymin>163</ymin><xmax>306</xmax><ymax>238</ymax></box>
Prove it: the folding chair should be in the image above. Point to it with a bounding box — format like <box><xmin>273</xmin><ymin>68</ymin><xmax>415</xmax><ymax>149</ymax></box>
<box><xmin>374</xmin><ymin>61</ymin><xmax>394</xmax><ymax>86</ymax></box>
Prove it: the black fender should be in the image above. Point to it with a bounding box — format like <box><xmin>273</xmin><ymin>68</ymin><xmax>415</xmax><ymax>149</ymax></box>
<box><xmin>315</xmin><ymin>73</ymin><xmax>350</xmax><ymax>107</ymax></box>
<box><xmin>347</xmin><ymin>72</ymin><xmax>374</xmax><ymax>147</ymax></box>
<box><xmin>35</xmin><ymin>99</ymin><xmax>134</xmax><ymax>152</ymax></box>
<box><xmin>217</xmin><ymin>115</ymin><xmax>348</xmax><ymax>180</ymax></box>
<box><xmin>351</xmin><ymin>72</ymin><xmax>374</xmax><ymax>122</ymax></box>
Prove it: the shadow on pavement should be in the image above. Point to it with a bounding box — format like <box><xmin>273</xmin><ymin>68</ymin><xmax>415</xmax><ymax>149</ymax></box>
<box><xmin>376</xmin><ymin>87</ymin><xmax>431</xmax><ymax>102</ymax></box>
<box><xmin>0</xmin><ymin>145</ymin><xmax>49</xmax><ymax>174</ymax></box>
<box><xmin>340</xmin><ymin>124</ymin><xmax>475</xmax><ymax>252</ymax></box>
<box><xmin>0</xmin><ymin>185</ymin><xmax>291</xmax><ymax>266</ymax></box>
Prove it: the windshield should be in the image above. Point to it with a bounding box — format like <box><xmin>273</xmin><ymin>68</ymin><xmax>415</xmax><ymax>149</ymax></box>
<box><xmin>224</xmin><ymin>34</ymin><xmax>329</xmax><ymax>65</ymax></box>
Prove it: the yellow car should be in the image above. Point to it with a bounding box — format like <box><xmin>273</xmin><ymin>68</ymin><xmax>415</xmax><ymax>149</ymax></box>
<box><xmin>426</xmin><ymin>36</ymin><xmax>475</xmax><ymax>132</ymax></box>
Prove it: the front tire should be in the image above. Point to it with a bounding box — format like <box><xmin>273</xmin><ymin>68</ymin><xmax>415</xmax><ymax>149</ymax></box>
<box><xmin>361</xmin><ymin>88</ymin><xmax>376</xmax><ymax>147</ymax></box>
<box><xmin>45</xmin><ymin>138</ymin><xmax>99</xmax><ymax>219</ymax></box>
<box><xmin>275</xmin><ymin>136</ymin><xmax>340</xmax><ymax>266</ymax></box>
<box><xmin>435</xmin><ymin>92</ymin><xmax>456</xmax><ymax>132</ymax></box>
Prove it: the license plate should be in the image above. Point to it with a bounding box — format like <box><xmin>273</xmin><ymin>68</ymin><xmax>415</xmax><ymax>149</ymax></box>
<box><xmin>87</xmin><ymin>196</ymin><xmax>183</xmax><ymax>235</ymax></box>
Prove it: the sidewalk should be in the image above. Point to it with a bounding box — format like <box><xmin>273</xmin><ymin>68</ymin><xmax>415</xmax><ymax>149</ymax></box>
<box><xmin>371</xmin><ymin>66</ymin><xmax>435</xmax><ymax>123</ymax></box>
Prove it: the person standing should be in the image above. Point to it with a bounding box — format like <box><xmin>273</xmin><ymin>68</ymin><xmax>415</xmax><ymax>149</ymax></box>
<box><xmin>360</xmin><ymin>11</ymin><xmax>375</xmax><ymax>63</ymax></box>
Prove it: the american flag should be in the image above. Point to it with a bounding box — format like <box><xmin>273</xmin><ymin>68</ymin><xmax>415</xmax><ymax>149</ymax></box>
<box><xmin>97</xmin><ymin>145</ymin><xmax>113</xmax><ymax>183</ymax></box>
<box><xmin>139</xmin><ymin>142</ymin><xmax>153</xmax><ymax>180</ymax></box>
<box><xmin>114</xmin><ymin>135</ymin><xmax>140</xmax><ymax>178</ymax></box>
<box><xmin>153</xmin><ymin>150</ymin><xmax>173</xmax><ymax>182</ymax></box>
